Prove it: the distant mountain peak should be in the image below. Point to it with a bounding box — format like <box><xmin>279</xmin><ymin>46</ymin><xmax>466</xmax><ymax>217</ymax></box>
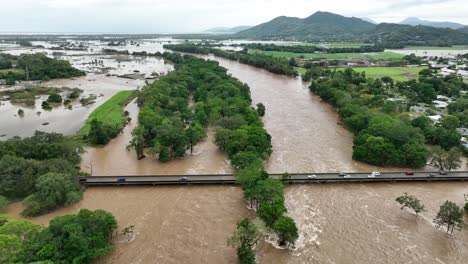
<box><xmin>204</xmin><ymin>25</ymin><xmax>253</xmax><ymax>34</ymax></box>
<box><xmin>360</xmin><ymin>17</ymin><xmax>377</xmax><ymax>24</ymax></box>
<box><xmin>399</xmin><ymin>17</ymin><xmax>465</xmax><ymax>29</ymax></box>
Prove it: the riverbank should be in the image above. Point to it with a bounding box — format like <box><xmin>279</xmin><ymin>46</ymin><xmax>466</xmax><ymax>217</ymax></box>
<box><xmin>78</xmin><ymin>90</ymin><xmax>137</xmax><ymax>138</ymax></box>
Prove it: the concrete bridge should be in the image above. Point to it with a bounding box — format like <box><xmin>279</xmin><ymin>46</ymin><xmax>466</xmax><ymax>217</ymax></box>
<box><xmin>78</xmin><ymin>171</ymin><xmax>468</xmax><ymax>186</ymax></box>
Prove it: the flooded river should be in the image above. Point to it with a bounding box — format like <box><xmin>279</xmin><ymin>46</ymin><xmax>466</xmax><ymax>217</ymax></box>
<box><xmin>3</xmin><ymin>41</ymin><xmax>468</xmax><ymax>264</ymax></box>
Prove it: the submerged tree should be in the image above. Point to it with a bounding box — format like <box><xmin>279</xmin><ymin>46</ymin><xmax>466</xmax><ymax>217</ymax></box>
<box><xmin>395</xmin><ymin>193</ymin><xmax>425</xmax><ymax>215</ymax></box>
<box><xmin>430</xmin><ymin>146</ymin><xmax>446</xmax><ymax>171</ymax></box>
<box><xmin>185</xmin><ymin>122</ymin><xmax>206</xmax><ymax>154</ymax></box>
<box><xmin>445</xmin><ymin>147</ymin><xmax>462</xmax><ymax>172</ymax></box>
<box><xmin>434</xmin><ymin>200</ymin><xmax>464</xmax><ymax>234</ymax></box>
<box><xmin>256</xmin><ymin>103</ymin><xmax>266</xmax><ymax>117</ymax></box>
<box><xmin>127</xmin><ymin>126</ymin><xmax>145</xmax><ymax>160</ymax></box>
<box><xmin>228</xmin><ymin>218</ymin><xmax>260</xmax><ymax>264</ymax></box>
<box><xmin>273</xmin><ymin>215</ymin><xmax>299</xmax><ymax>247</ymax></box>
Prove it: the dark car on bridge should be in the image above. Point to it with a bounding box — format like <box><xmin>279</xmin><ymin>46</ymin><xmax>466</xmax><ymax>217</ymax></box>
<box><xmin>117</xmin><ymin>177</ymin><xmax>126</xmax><ymax>182</ymax></box>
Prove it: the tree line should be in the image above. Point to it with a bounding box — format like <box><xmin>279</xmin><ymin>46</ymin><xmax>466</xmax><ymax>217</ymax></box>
<box><xmin>131</xmin><ymin>52</ymin><xmax>273</xmax><ymax>167</ymax></box>
<box><xmin>0</xmin><ymin>131</ymin><xmax>83</xmax><ymax>216</ymax></box>
<box><xmin>305</xmin><ymin>65</ymin><xmax>467</xmax><ymax>167</ymax></box>
<box><xmin>240</xmin><ymin>43</ymin><xmax>385</xmax><ymax>54</ymax></box>
<box><xmin>0</xmin><ymin>53</ymin><xmax>85</xmax><ymax>85</ymax></box>
<box><xmin>163</xmin><ymin>44</ymin><xmax>298</xmax><ymax>76</ymax></box>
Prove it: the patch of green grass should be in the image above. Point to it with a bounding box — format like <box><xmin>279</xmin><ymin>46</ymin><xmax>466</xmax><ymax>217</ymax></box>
<box><xmin>403</xmin><ymin>45</ymin><xmax>468</xmax><ymax>50</ymax></box>
<box><xmin>250</xmin><ymin>50</ymin><xmax>404</xmax><ymax>60</ymax></box>
<box><xmin>294</xmin><ymin>67</ymin><xmax>307</xmax><ymax>75</ymax></box>
<box><xmin>0</xmin><ymin>68</ymin><xmax>25</xmax><ymax>75</ymax></box>
<box><xmin>320</xmin><ymin>43</ymin><xmax>370</xmax><ymax>48</ymax></box>
<box><xmin>79</xmin><ymin>90</ymin><xmax>136</xmax><ymax>136</ymax></box>
<box><xmin>336</xmin><ymin>66</ymin><xmax>427</xmax><ymax>81</ymax></box>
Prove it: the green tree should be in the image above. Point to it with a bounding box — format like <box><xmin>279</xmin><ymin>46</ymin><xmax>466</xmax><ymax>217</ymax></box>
<box><xmin>231</xmin><ymin>151</ymin><xmax>261</xmax><ymax>170</ymax></box>
<box><xmin>127</xmin><ymin>126</ymin><xmax>145</xmax><ymax>160</ymax></box>
<box><xmin>256</xmin><ymin>103</ymin><xmax>266</xmax><ymax>117</ymax></box>
<box><xmin>0</xmin><ymin>196</ymin><xmax>9</xmax><ymax>211</ymax></box>
<box><xmin>22</xmin><ymin>173</ymin><xmax>82</xmax><ymax>217</ymax></box>
<box><xmin>430</xmin><ymin>146</ymin><xmax>446</xmax><ymax>171</ymax></box>
<box><xmin>441</xmin><ymin>115</ymin><xmax>460</xmax><ymax>130</ymax></box>
<box><xmin>411</xmin><ymin>116</ymin><xmax>432</xmax><ymax>131</ymax></box>
<box><xmin>445</xmin><ymin>147</ymin><xmax>462</xmax><ymax>172</ymax></box>
<box><xmin>228</xmin><ymin>218</ymin><xmax>260</xmax><ymax>264</ymax></box>
<box><xmin>47</xmin><ymin>93</ymin><xmax>62</xmax><ymax>103</ymax></box>
<box><xmin>273</xmin><ymin>216</ymin><xmax>299</xmax><ymax>247</ymax></box>
<box><xmin>23</xmin><ymin>209</ymin><xmax>118</xmax><ymax>263</ymax></box>
<box><xmin>395</xmin><ymin>193</ymin><xmax>425</xmax><ymax>215</ymax></box>
<box><xmin>257</xmin><ymin>202</ymin><xmax>286</xmax><ymax>227</ymax></box>
<box><xmin>185</xmin><ymin>122</ymin><xmax>206</xmax><ymax>154</ymax></box>
<box><xmin>0</xmin><ymin>234</ymin><xmax>21</xmax><ymax>263</ymax></box>
<box><xmin>434</xmin><ymin>201</ymin><xmax>464</xmax><ymax>234</ymax></box>
<box><xmin>87</xmin><ymin>119</ymin><xmax>110</xmax><ymax>145</ymax></box>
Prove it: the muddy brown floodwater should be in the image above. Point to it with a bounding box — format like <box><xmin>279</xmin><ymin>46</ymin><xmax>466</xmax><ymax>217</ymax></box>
<box><xmin>4</xmin><ymin>44</ymin><xmax>468</xmax><ymax>264</ymax></box>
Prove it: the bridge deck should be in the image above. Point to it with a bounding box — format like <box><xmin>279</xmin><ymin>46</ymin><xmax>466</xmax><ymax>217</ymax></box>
<box><xmin>79</xmin><ymin>171</ymin><xmax>468</xmax><ymax>186</ymax></box>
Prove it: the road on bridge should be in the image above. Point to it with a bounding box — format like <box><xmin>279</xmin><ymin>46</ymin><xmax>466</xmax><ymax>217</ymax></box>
<box><xmin>79</xmin><ymin>171</ymin><xmax>468</xmax><ymax>186</ymax></box>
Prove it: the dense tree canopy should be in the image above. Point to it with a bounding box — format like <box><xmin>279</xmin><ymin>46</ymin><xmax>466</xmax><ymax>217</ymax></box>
<box><xmin>163</xmin><ymin>44</ymin><xmax>298</xmax><ymax>76</ymax></box>
<box><xmin>134</xmin><ymin>53</ymin><xmax>271</xmax><ymax>165</ymax></box>
<box><xmin>0</xmin><ymin>132</ymin><xmax>83</xmax><ymax>215</ymax></box>
<box><xmin>0</xmin><ymin>209</ymin><xmax>117</xmax><ymax>263</ymax></box>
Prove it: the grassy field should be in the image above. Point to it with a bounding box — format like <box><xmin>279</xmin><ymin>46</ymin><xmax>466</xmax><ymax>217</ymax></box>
<box><xmin>336</xmin><ymin>66</ymin><xmax>427</xmax><ymax>81</ymax></box>
<box><xmin>251</xmin><ymin>50</ymin><xmax>404</xmax><ymax>60</ymax></box>
<box><xmin>403</xmin><ymin>45</ymin><xmax>468</xmax><ymax>50</ymax></box>
<box><xmin>319</xmin><ymin>43</ymin><xmax>370</xmax><ymax>48</ymax></box>
<box><xmin>0</xmin><ymin>68</ymin><xmax>25</xmax><ymax>75</ymax></box>
<box><xmin>79</xmin><ymin>90</ymin><xmax>136</xmax><ymax>136</ymax></box>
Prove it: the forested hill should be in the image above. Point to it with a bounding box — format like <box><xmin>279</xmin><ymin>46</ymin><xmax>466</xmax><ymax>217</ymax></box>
<box><xmin>235</xmin><ymin>11</ymin><xmax>374</xmax><ymax>40</ymax></box>
<box><xmin>235</xmin><ymin>11</ymin><xmax>468</xmax><ymax>46</ymax></box>
<box><xmin>367</xmin><ymin>23</ymin><xmax>468</xmax><ymax>47</ymax></box>
<box><xmin>459</xmin><ymin>26</ymin><xmax>468</xmax><ymax>34</ymax></box>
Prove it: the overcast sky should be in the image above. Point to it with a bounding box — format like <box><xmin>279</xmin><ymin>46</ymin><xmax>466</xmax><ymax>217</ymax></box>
<box><xmin>1</xmin><ymin>0</ymin><xmax>467</xmax><ymax>33</ymax></box>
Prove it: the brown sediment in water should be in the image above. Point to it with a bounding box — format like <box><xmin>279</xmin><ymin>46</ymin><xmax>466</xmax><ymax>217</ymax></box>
<box><xmin>5</xmin><ymin>186</ymin><xmax>250</xmax><ymax>264</ymax></box>
<box><xmin>3</xmin><ymin>43</ymin><xmax>468</xmax><ymax>264</ymax></box>
<box><xmin>80</xmin><ymin>99</ymin><xmax>233</xmax><ymax>176</ymax></box>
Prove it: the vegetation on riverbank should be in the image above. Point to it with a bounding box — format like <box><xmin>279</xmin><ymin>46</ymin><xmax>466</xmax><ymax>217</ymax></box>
<box><xmin>0</xmin><ymin>209</ymin><xmax>118</xmax><ymax>263</ymax></box>
<box><xmin>79</xmin><ymin>90</ymin><xmax>136</xmax><ymax>145</ymax></box>
<box><xmin>305</xmin><ymin>66</ymin><xmax>467</xmax><ymax>167</ymax></box>
<box><xmin>134</xmin><ymin>53</ymin><xmax>272</xmax><ymax>164</ymax></box>
<box><xmin>0</xmin><ymin>53</ymin><xmax>85</xmax><ymax>85</ymax></box>
<box><xmin>133</xmin><ymin>53</ymin><xmax>298</xmax><ymax>261</ymax></box>
<box><xmin>250</xmin><ymin>50</ymin><xmax>404</xmax><ymax>60</ymax></box>
<box><xmin>163</xmin><ymin>43</ymin><xmax>298</xmax><ymax>76</ymax></box>
<box><xmin>240</xmin><ymin>43</ymin><xmax>385</xmax><ymax>54</ymax></box>
<box><xmin>0</xmin><ymin>132</ymin><xmax>83</xmax><ymax>216</ymax></box>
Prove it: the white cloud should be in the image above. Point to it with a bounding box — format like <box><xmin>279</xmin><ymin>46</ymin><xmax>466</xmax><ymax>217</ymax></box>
<box><xmin>0</xmin><ymin>0</ymin><xmax>466</xmax><ymax>33</ymax></box>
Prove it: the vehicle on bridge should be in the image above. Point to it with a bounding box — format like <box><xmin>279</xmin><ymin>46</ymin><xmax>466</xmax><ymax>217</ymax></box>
<box><xmin>368</xmin><ymin>171</ymin><xmax>380</xmax><ymax>178</ymax></box>
<box><xmin>117</xmin><ymin>177</ymin><xmax>126</xmax><ymax>183</ymax></box>
<box><xmin>307</xmin><ymin>174</ymin><xmax>317</xmax><ymax>179</ymax></box>
<box><xmin>179</xmin><ymin>177</ymin><xmax>189</xmax><ymax>181</ymax></box>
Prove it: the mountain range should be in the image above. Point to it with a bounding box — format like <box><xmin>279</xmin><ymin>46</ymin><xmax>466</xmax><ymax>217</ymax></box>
<box><xmin>399</xmin><ymin>17</ymin><xmax>466</xmax><ymax>30</ymax></box>
<box><xmin>233</xmin><ymin>12</ymin><xmax>468</xmax><ymax>46</ymax></box>
<box><xmin>204</xmin><ymin>26</ymin><xmax>253</xmax><ymax>34</ymax></box>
